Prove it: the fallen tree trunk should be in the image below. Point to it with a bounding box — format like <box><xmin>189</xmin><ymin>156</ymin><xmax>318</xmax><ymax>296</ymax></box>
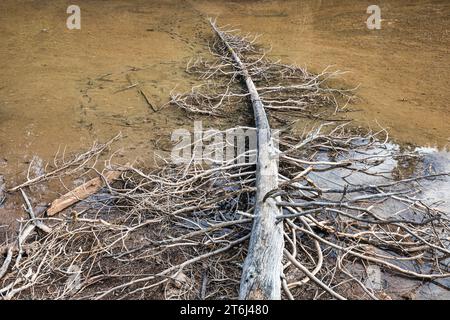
<box><xmin>210</xmin><ymin>19</ymin><xmax>284</xmax><ymax>300</ymax></box>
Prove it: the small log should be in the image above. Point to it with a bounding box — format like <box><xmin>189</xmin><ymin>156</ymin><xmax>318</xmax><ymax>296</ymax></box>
<box><xmin>210</xmin><ymin>20</ymin><xmax>284</xmax><ymax>300</ymax></box>
<box><xmin>46</xmin><ymin>168</ymin><xmax>124</xmax><ymax>216</ymax></box>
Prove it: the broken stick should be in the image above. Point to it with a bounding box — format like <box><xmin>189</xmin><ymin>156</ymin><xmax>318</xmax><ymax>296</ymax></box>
<box><xmin>126</xmin><ymin>74</ymin><xmax>158</xmax><ymax>112</ymax></box>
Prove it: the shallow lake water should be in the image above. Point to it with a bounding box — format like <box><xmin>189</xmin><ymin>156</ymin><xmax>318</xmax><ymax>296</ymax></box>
<box><xmin>0</xmin><ymin>0</ymin><xmax>448</xmax><ymax>182</ymax></box>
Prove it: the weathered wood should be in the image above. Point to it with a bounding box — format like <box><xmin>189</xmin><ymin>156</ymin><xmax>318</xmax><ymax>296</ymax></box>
<box><xmin>20</xmin><ymin>188</ymin><xmax>52</xmax><ymax>233</ymax></box>
<box><xmin>210</xmin><ymin>20</ymin><xmax>284</xmax><ymax>300</ymax></box>
<box><xmin>46</xmin><ymin>168</ymin><xmax>124</xmax><ymax>216</ymax></box>
<box><xmin>0</xmin><ymin>246</ymin><xmax>13</xmax><ymax>280</ymax></box>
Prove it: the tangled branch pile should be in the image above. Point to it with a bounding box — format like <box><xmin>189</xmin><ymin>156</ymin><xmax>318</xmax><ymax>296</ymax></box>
<box><xmin>0</xmin><ymin>20</ymin><xmax>449</xmax><ymax>300</ymax></box>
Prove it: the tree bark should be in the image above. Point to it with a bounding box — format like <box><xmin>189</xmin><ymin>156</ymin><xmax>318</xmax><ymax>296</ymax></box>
<box><xmin>210</xmin><ymin>20</ymin><xmax>284</xmax><ymax>300</ymax></box>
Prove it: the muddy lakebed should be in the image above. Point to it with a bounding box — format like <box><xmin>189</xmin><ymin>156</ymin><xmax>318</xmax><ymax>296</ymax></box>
<box><xmin>0</xmin><ymin>0</ymin><xmax>449</xmax><ymax>299</ymax></box>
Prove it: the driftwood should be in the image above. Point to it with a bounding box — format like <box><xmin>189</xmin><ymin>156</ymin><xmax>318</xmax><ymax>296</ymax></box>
<box><xmin>210</xmin><ymin>19</ymin><xmax>284</xmax><ymax>300</ymax></box>
<box><xmin>46</xmin><ymin>168</ymin><xmax>124</xmax><ymax>216</ymax></box>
